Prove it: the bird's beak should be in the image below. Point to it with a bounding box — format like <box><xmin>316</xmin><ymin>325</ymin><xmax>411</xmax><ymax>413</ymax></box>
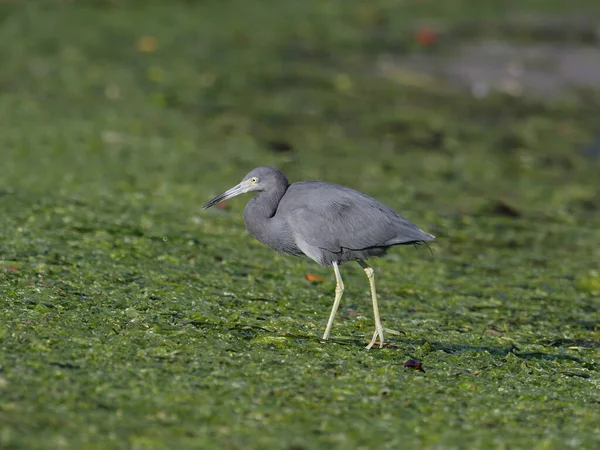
<box><xmin>202</xmin><ymin>182</ymin><xmax>249</xmax><ymax>209</ymax></box>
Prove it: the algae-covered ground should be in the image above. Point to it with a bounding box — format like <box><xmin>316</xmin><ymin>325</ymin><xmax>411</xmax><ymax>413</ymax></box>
<box><xmin>1</xmin><ymin>1</ymin><xmax>600</xmax><ymax>449</ymax></box>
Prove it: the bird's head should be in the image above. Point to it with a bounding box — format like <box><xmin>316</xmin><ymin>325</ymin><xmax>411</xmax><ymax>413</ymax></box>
<box><xmin>202</xmin><ymin>166</ymin><xmax>289</xmax><ymax>209</ymax></box>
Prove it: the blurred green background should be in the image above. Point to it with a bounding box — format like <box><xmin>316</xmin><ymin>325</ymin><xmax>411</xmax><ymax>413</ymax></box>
<box><xmin>1</xmin><ymin>1</ymin><xmax>599</xmax><ymax>449</ymax></box>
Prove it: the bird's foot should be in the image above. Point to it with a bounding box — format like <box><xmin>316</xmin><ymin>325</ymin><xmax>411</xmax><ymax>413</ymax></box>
<box><xmin>366</xmin><ymin>325</ymin><xmax>386</xmax><ymax>350</ymax></box>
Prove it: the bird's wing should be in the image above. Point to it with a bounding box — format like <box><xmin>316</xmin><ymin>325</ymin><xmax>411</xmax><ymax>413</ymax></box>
<box><xmin>280</xmin><ymin>182</ymin><xmax>432</xmax><ymax>254</ymax></box>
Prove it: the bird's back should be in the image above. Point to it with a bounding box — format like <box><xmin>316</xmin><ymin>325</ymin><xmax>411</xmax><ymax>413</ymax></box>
<box><xmin>277</xmin><ymin>181</ymin><xmax>434</xmax><ymax>266</ymax></box>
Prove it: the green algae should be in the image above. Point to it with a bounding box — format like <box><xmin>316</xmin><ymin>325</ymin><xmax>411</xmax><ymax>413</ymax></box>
<box><xmin>1</xmin><ymin>1</ymin><xmax>600</xmax><ymax>449</ymax></box>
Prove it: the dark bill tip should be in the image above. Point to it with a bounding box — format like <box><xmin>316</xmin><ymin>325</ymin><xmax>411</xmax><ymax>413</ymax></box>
<box><xmin>202</xmin><ymin>183</ymin><xmax>246</xmax><ymax>210</ymax></box>
<box><xmin>202</xmin><ymin>194</ymin><xmax>226</xmax><ymax>210</ymax></box>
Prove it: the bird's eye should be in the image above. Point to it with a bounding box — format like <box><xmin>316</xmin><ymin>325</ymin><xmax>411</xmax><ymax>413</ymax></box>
<box><xmin>250</xmin><ymin>177</ymin><xmax>258</xmax><ymax>184</ymax></box>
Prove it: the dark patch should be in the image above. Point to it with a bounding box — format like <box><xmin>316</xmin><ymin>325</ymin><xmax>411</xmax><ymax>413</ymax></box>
<box><xmin>489</xmin><ymin>200</ymin><xmax>521</xmax><ymax>218</ymax></box>
<box><xmin>576</xmin><ymin>196</ymin><xmax>600</xmax><ymax>212</ymax></box>
<box><xmin>546</xmin><ymin>338</ymin><xmax>600</xmax><ymax>348</ymax></box>
<box><xmin>287</xmin><ymin>444</ymin><xmax>306</xmax><ymax>450</ymax></box>
<box><xmin>379</xmin><ymin>388</ymin><xmax>391</xmax><ymax>396</ymax></box>
<box><xmin>96</xmin><ymin>403</ymin><xmax>115</xmax><ymax>410</ymax></box>
<box><xmin>49</xmin><ymin>362</ymin><xmax>79</xmax><ymax>370</ymax></box>
<box><xmin>403</xmin><ymin>359</ymin><xmax>425</xmax><ymax>372</ymax></box>
<box><xmin>266</xmin><ymin>140</ymin><xmax>294</xmax><ymax>153</ymax></box>
<box><xmin>514</xmin><ymin>352</ymin><xmax>585</xmax><ymax>364</ymax></box>
<box><xmin>247</xmin><ymin>297</ymin><xmax>278</xmax><ymax>303</ymax></box>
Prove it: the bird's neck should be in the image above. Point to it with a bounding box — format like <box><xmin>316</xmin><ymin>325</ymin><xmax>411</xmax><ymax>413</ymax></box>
<box><xmin>243</xmin><ymin>184</ymin><xmax>288</xmax><ymax>244</ymax></box>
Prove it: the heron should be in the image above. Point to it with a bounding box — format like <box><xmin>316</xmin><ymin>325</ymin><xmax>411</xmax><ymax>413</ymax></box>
<box><xmin>203</xmin><ymin>166</ymin><xmax>435</xmax><ymax>349</ymax></box>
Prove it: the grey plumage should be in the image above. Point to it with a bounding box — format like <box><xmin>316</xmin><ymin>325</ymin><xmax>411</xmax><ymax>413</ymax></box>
<box><xmin>203</xmin><ymin>166</ymin><xmax>435</xmax><ymax>349</ymax></box>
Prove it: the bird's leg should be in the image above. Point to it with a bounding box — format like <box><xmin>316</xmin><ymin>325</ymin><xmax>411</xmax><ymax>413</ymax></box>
<box><xmin>357</xmin><ymin>260</ymin><xmax>386</xmax><ymax>349</ymax></box>
<box><xmin>322</xmin><ymin>261</ymin><xmax>344</xmax><ymax>341</ymax></box>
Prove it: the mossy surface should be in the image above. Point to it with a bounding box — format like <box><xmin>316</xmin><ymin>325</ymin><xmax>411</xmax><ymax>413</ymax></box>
<box><xmin>1</xmin><ymin>1</ymin><xmax>599</xmax><ymax>449</ymax></box>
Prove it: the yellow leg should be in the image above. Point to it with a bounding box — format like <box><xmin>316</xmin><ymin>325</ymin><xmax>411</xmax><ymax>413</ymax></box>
<box><xmin>322</xmin><ymin>261</ymin><xmax>344</xmax><ymax>341</ymax></box>
<box><xmin>358</xmin><ymin>260</ymin><xmax>385</xmax><ymax>349</ymax></box>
